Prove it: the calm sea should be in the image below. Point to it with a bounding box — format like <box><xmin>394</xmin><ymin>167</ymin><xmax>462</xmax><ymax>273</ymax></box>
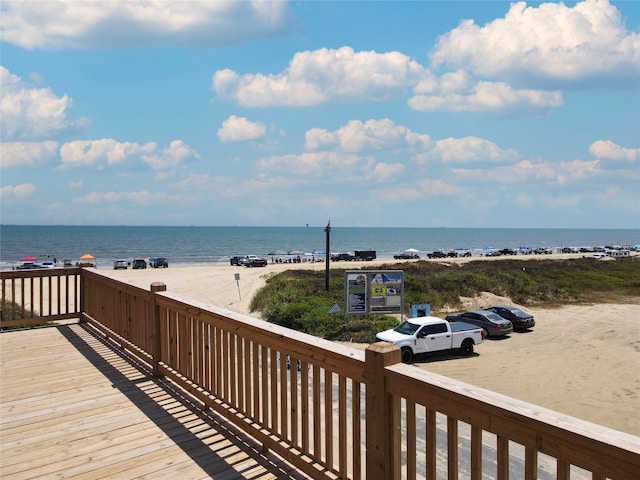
<box><xmin>1</xmin><ymin>225</ymin><xmax>638</xmax><ymax>270</ymax></box>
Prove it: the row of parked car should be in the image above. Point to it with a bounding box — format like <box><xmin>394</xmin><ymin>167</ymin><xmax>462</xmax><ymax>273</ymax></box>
<box><xmin>445</xmin><ymin>305</ymin><xmax>535</xmax><ymax>338</ymax></box>
<box><xmin>113</xmin><ymin>257</ymin><xmax>168</xmax><ymax>270</ymax></box>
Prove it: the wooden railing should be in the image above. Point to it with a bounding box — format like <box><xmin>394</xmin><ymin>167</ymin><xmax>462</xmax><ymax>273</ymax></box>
<box><xmin>0</xmin><ymin>267</ymin><xmax>81</xmax><ymax>327</ymax></box>
<box><xmin>2</xmin><ymin>268</ymin><xmax>639</xmax><ymax>479</ymax></box>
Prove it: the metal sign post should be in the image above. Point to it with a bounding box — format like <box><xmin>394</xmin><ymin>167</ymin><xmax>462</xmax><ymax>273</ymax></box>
<box><xmin>234</xmin><ymin>273</ymin><xmax>241</xmax><ymax>301</ymax></box>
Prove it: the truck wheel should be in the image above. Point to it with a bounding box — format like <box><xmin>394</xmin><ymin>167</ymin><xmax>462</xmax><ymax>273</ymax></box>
<box><xmin>461</xmin><ymin>339</ymin><xmax>474</xmax><ymax>356</ymax></box>
<box><xmin>401</xmin><ymin>347</ymin><xmax>413</xmax><ymax>364</ymax></box>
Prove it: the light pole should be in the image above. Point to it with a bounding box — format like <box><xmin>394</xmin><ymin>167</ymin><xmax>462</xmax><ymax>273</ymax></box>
<box><xmin>325</xmin><ymin>221</ymin><xmax>331</xmax><ymax>291</ymax></box>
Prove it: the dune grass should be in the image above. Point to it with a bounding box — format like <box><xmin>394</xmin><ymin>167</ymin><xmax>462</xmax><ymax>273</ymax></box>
<box><xmin>249</xmin><ymin>256</ymin><xmax>640</xmax><ymax>342</ymax></box>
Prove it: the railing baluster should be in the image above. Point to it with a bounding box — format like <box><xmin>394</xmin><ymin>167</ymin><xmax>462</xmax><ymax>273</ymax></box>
<box><xmin>407</xmin><ymin>399</ymin><xmax>417</xmax><ymax>479</ymax></box>
<box><xmin>301</xmin><ymin>360</ymin><xmax>310</xmax><ymax>453</ymax></box>
<box><xmin>338</xmin><ymin>374</ymin><xmax>347</xmax><ymax>478</ymax></box>
<box><xmin>426</xmin><ymin>407</ymin><xmax>436</xmax><ymax>480</ymax></box>
<box><xmin>313</xmin><ymin>364</ymin><xmax>321</xmax><ymax>462</ymax></box>
<box><xmin>448</xmin><ymin>417</ymin><xmax>458</xmax><ymax>480</ymax></box>
<box><xmin>470</xmin><ymin>425</ymin><xmax>482</xmax><ymax>480</ymax></box>
<box><xmin>290</xmin><ymin>354</ymin><xmax>299</xmax><ymax>446</ymax></box>
<box><xmin>279</xmin><ymin>348</ymin><xmax>288</xmax><ymax>438</ymax></box>
<box><xmin>270</xmin><ymin>348</ymin><xmax>278</xmax><ymax>433</ymax></box>
<box><xmin>557</xmin><ymin>459</ymin><xmax>570</xmax><ymax>479</ymax></box>
<box><xmin>352</xmin><ymin>380</ymin><xmax>362</xmax><ymax>480</ymax></box>
<box><xmin>497</xmin><ymin>436</ymin><xmax>509</xmax><ymax>480</ymax></box>
<box><xmin>525</xmin><ymin>445</ymin><xmax>537</xmax><ymax>480</ymax></box>
<box><xmin>325</xmin><ymin>368</ymin><xmax>333</xmax><ymax>470</ymax></box>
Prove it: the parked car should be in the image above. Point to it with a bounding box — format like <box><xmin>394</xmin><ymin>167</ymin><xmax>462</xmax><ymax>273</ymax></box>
<box><xmin>393</xmin><ymin>253</ymin><xmax>419</xmax><ymax>259</ymax></box>
<box><xmin>113</xmin><ymin>260</ymin><xmax>128</xmax><ymax>270</ymax></box>
<box><xmin>533</xmin><ymin>247</ymin><xmax>552</xmax><ymax>254</ymax></box>
<box><xmin>132</xmin><ymin>259</ymin><xmax>147</xmax><ymax>269</ymax></box>
<box><xmin>149</xmin><ymin>257</ymin><xmax>168</xmax><ymax>268</ymax></box>
<box><xmin>244</xmin><ymin>255</ymin><xmax>268</xmax><ymax>267</ymax></box>
<box><xmin>427</xmin><ymin>251</ymin><xmax>447</xmax><ymax>259</ymax></box>
<box><xmin>15</xmin><ymin>263</ymin><xmax>44</xmax><ymax>270</ymax></box>
<box><xmin>499</xmin><ymin>248</ymin><xmax>517</xmax><ymax>255</ymax></box>
<box><xmin>484</xmin><ymin>305</ymin><xmax>535</xmax><ymax>331</ymax></box>
<box><xmin>331</xmin><ymin>253</ymin><xmax>356</xmax><ymax>261</ymax></box>
<box><xmin>375</xmin><ymin>316</ymin><xmax>484</xmax><ymax>363</ymax></box>
<box><xmin>230</xmin><ymin>255</ymin><xmax>248</xmax><ymax>266</ymax></box>
<box><xmin>445</xmin><ymin>310</ymin><xmax>513</xmax><ymax>338</ymax></box>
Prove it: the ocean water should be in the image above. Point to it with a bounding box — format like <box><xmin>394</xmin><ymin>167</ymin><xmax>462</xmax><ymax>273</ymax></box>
<box><xmin>0</xmin><ymin>225</ymin><xmax>638</xmax><ymax>270</ymax></box>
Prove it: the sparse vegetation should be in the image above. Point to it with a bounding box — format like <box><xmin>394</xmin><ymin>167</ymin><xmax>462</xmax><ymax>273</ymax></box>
<box><xmin>249</xmin><ymin>256</ymin><xmax>640</xmax><ymax>343</ymax></box>
<box><xmin>0</xmin><ymin>300</ymin><xmax>49</xmax><ymax>330</ymax></box>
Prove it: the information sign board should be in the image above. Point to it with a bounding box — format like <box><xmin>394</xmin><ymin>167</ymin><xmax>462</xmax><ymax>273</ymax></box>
<box><xmin>345</xmin><ymin>270</ymin><xmax>404</xmax><ymax>315</ymax></box>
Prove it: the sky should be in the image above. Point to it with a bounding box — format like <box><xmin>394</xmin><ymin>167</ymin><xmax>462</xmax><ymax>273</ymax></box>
<box><xmin>1</xmin><ymin>0</ymin><xmax>639</xmax><ymax>229</ymax></box>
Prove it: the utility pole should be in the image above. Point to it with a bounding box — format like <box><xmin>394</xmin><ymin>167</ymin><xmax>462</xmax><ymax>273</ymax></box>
<box><xmin>325</xmin><ymin>220</ymin><xmax>331</xmax><ymax>291</ymax></box>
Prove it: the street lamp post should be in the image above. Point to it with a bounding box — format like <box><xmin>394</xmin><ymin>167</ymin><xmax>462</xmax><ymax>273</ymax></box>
<box><xmin>325</xmin><ymin>221</ymin><xmax>331</xmax><ymax>291</ymax></box>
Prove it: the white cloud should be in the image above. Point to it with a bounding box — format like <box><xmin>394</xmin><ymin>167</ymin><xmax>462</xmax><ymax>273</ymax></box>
<box><xmin>1</xmin><ymin>183</ymin><xmax>36</xmax><ymax>198</ymax></box>
<box><xmin>305</xmin><ymin>119</ymin><xmax>432</xmax><ymax>152</ymax></box>
<box><xmin>409</xmin><ymin>81</ymin><xmax>563</xmax><ymax>114</ymax></box>
<box><xmin>142</xmin><ymin>140</ymin><xmax>201</xmax><ymax>170</ymax></box>
<box><xmin>258</xmin><ymin>151</ymin><xmax>370</xmax><ymax>177</ymax></box>
<box><xmin>415</xmin><ymin>178</ymin><xmax>460</xmax><ymax>196</ymax></box>
<box><xmin>556</xmin><ymin>159</ymin><xmax>601</xmax><ymax>185</ymax></box>
<box><xmin>217</xmin><ymin>115</ymin><xmax>267</xmax><ymax>143</ymax></box>
<box><xmin>75</xmin><ymin>190</ymin><xmax>168</xmax><ymax>204</ymax></box>
<box><xmin>59</xmin><ymin>138</ymin><xmax>199</xmax><ymax>170</ymax></box>
<box><xmin>452</xmin><ymin>159</ymin><xmax>600</xmax><ymax>185</ymax></box>
<box><xmin>418</xmin><ymin>136</ymin><xmax>519</xmax><ymax>164</ymax></box>
<box><xmin>371</xmin><ymin>163</ymin><xmax>404</xmax><ymax>181</ymax></box>
<box><xmin>0</xmin><ymin>0</ymin><xmax>294</xmax><ymax>50</ymax></box>
<box><xmin>0</xmin><ymin>66</ymin><xmax>88</xmax><ymax>141</ymax></box>
<box><xmin>430</xmin><ymin>0</ymin><xmax>640</xmax><ymax>86</ymax></box>
<box><xmin>589</xmin><ymin>140</ymin><xmax>639</xmax><ymax>162</ymax></box>
<box><xmin>212</xmin><ymin>46</ymin><xmax>426</xmax><ymax>107</ymax></box>
<box><xmin>0</xmin><ymin>141</ymin><xmax>58</xmax><ymax>168</ymax></box>
<box><xmin>60</xmin><ymin>139</ymin><xmax>156</xmax><ymax>167</ymax></box>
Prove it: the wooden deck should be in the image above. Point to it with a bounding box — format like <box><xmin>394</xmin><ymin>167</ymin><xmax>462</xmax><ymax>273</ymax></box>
<box><xmin>0</xmin><ymin>323</ymin><xmax>310</xmax><ymax>480</ymax></box>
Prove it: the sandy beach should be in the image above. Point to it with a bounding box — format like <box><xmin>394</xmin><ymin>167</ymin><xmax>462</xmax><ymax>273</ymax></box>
<box><xmin>108</xmin><ymin>256</ymin><xmax>640</xmax><ymax>435</ymax></box>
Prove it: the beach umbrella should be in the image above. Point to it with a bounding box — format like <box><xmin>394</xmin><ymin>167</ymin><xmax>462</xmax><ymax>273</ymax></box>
<box><xmin>288</xmin><ymin>250</ymin><xmax>304</xmax><ymax>255</ymax></box>
<box><xmin>312</xmin><ymin>249</ymin><xmax>326</xmax><ymax>255</ymax></box>
<box><xmin>404</xmin><ymin>248</ymin><xmax>419</xmax><ymax>253</ymax></box>
<box><xmin>20</xmin><ymin>256</ymin><xmax>36</xmax><ymax>262</ymax></box>
<box><xmin>268</xmin><ymin>249</ymin><xmax>287</xmax><ymax>256</ymax></box>
<box><xmin>79</xmin><ymin>253</ymin><xmax>95</xmax><ymax>259</ymax></box>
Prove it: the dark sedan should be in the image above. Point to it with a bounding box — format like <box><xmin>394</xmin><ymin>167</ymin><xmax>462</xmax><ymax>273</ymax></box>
<box><xmin>485</xmin><ymin>305</ymin><xmax>535</xmax><ymax>331</ymax></box>
<box><xmin>445</xmin><ymin>309</ymin><xmax>513</xmax><ymax>338</ymax></box>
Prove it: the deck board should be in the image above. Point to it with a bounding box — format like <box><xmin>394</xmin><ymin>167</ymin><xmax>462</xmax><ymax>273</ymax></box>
<box><xmin>0</xmin><ymin>324</ymin><xmax>310</xmax><ymax>479</ymax></box>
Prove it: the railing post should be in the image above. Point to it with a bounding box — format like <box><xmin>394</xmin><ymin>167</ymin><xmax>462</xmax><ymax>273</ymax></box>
<box><xmin>150</xmin><ymin>282</ymin><xmax>167</xmax><ymax>378</ymax></box>
<box><xmin>79</xmin><ymin>268</ymin><xmax>86</xmax><ymax>323</ymax></box>
<box><xmin>365</xmin><ymin>342</ymin><xmax>401</xmax><ymax>480</ymax></box>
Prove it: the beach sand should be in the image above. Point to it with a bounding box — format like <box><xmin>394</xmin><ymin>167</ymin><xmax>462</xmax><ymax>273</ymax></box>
<box><xmin>108</xmin><ymin>256</ymin><xmax>640</xmax><ymax>435</ymax></box>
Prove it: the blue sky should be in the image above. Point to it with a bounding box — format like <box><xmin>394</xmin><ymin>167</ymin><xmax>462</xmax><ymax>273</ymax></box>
<box><xmin>1</xmin><ymin>0</ymin><xmax>639</xmax><ymax>228</ymax></box>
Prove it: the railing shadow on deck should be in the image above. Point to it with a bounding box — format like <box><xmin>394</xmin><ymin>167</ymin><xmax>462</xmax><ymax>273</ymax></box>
<box><xmin>57</xmin><ymin>322</ymin><xmax>310</xmax><ymax>479</ymax></box>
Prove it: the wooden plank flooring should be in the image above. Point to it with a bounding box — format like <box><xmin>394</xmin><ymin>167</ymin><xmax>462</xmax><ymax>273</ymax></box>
<box><xmin>0</xmin><ymin>323</ymin><xmax>310</xmax><ymax>479</ymax></box>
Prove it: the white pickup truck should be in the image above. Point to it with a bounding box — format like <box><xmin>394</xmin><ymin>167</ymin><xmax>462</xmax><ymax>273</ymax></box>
<box><xmin>375</xmin><ymin>316</ymin><xmax>484</xmax><ymax>363</ymax></box>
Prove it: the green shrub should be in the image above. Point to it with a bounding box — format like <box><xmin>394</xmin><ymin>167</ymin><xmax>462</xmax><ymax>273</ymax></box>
<box><xmin>249</xmin><ymin>257</ymin><xmax>640</xmax><ymax>341</ymax></box>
